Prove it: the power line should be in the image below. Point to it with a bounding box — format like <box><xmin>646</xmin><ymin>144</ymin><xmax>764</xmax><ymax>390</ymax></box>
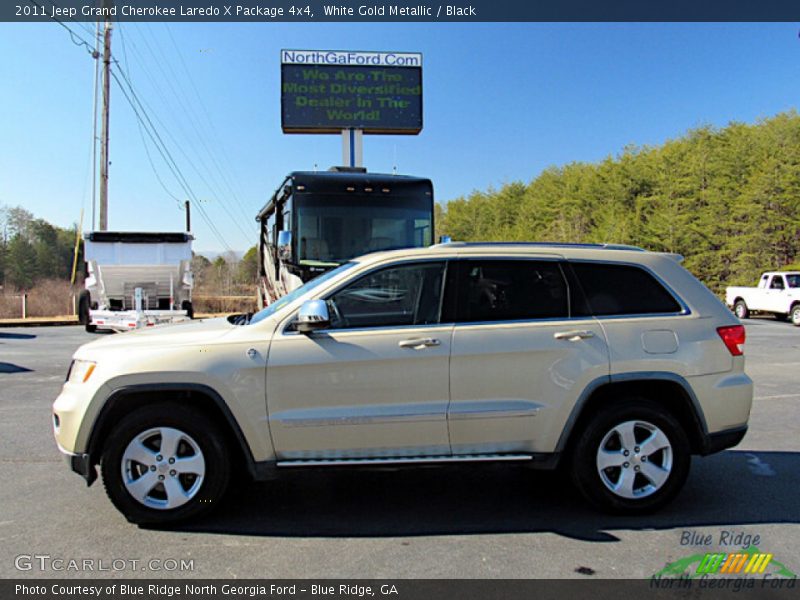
<box><xmin>109</xmin><ymin>68</ymin><xmax>233</xmax><ymax>253</ymax></box>
<box><xmin>115</xmin><ymin>24</ymin><xmax>252</xmax><ymax>242</ymax></box>
<box><xmin>133</xmin><ymin>24</ymin><xmax>253</xmax><ymax>239</ymax></box>
<box><xmin>116</xmin><ymin>23</ymin><xmax>184</xmax><ymax>208</ymax></box>
<box><xmin>27</xmin><ymin>0</ymin><xmax>96</xmax><ymax>58</ymax></box>
<box><xmin>32</xmin><ymin>3</ymin><xmax>245</xmax><ymax>253</ymax></box>
<box><xmin>163</xmin><ymin>25</ymin><xmax>253</xmax><ymax>220</ymax></box>
<box><xmin>112</xmin><ymin>59</ymin><xmax>242</xmax><ymax>250</ymax></box>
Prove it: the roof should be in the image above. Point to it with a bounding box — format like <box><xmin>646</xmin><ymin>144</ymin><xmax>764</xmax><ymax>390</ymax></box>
<box><xmin>435</xmin><ymin>241</ymin><xmax>645</xmax><ymax>251</ymax></box>
<box><xmin>256</xmin><ymin>170</ymin><xmax>433</xmax><ymax>220</ymax></box>
<box><xmin>289</xmin><ymin>170</ymin><xmax>431</xmax><ymax>187</ymax></box>
<box><xmin>346</xmin><ymin>241</ymin><xmax>661</xmax><ymax>266</ymax></box>
<box><xmin>84</xmin><ymin>232</ymin><xmax>193</xmax><ymax>244</ymax></box>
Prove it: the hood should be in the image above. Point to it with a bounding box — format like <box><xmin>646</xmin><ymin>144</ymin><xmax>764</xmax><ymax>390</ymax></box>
<box><xmin>78</xmin><ymin>317</ymin><xmax>236</xmax><ymax>353</ymax></box>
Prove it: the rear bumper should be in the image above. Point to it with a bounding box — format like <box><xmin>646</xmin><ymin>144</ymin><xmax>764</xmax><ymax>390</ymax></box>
<box><xmin>701</xmin><ymin>425</ymin><xmax>748</xmax><ymax>456</ymax></box>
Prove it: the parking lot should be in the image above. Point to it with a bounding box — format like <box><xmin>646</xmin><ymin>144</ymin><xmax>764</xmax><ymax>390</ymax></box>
<box><xmin>0</xmin><ymin>318</ymin><xmax>798</xmax><ymax>579</ymax></box>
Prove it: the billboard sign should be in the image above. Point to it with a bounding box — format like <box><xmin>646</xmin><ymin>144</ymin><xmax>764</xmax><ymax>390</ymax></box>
<box><xmin>280</xmin><ymin>49</ymin><xmax>423</xmax><ymax>134</ymax></box>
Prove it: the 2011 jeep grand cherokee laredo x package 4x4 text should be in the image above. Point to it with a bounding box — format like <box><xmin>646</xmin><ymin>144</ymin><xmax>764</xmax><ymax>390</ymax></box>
<box><xmin>53</xmin><ymin>243</ymin><xmax>753</xmax><ymax>524</ymax></box>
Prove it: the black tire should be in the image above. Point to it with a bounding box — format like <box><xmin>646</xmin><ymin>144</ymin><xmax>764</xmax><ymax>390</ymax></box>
<box><xmin>791</xmin><ymin>304</ymin><xmax>800</xmax><ymax>327</ymax></box>
<box><xmin>571</xmin><ymin>399</ymin><xmax>690</xmax><ymax>514</ymax></box>
<box><xmin>78</xmin><ymin>290</ymin><xmax>91</xmax><ymax>325</ymax></box>
<box><xmin>733</xmin><ymin>300</ymin><xmax>749</xmax><ymax>320</ymax></box>
<box><xmin>181</xmin><ymin>300</ymin><xmax>194</xmax><ymax>319</ymax></box>
<box><xmin>100</xmin><ymin>403</ymin><xmax>230</xmax><ymax>525</ymax></box>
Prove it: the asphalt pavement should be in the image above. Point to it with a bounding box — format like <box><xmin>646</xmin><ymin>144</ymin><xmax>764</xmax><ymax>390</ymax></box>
<box><xmin>0</xmin><ymin>318</ymin><xmax>797</xmax><ymax>579</ymax></box>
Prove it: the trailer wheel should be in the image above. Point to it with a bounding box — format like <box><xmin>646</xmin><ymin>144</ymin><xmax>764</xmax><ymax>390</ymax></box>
<box><xmin>181</xmin><ymin>300</ymin><xmax>194</xmax><ymax>319</ymax></box>
<box><xmin>79</xmin><ymin>290</ymin><xmax>97</xmax><ymax>332</ymax></box>
<box><xmin>78</xmin><ymin>290</ymin><xmax>90</xmax><ymax>324</ymax></box>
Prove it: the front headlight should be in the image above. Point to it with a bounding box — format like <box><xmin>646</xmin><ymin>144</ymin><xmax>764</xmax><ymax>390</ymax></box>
<box><xmin>67</xmin><ymin>360</ymin><xmax>96</xmax><ymax>384</ymax></box>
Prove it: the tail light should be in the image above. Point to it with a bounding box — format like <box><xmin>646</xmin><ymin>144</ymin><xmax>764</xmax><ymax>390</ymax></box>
<box><xmin>717</xmin><ymin>325</ymin><xmax>746</xmax><ymax>356</ymax></box>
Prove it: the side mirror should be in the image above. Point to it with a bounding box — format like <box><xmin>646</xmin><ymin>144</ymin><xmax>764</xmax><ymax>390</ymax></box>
<box><xmin>296</xmin><ymin>299</ymin><xmax>330</xmax><ymax>333</ymax></box>
<box><xmin>277</xmin><ymin>230</ymin><xmax>292</xmax><ymax>261</ymax></box>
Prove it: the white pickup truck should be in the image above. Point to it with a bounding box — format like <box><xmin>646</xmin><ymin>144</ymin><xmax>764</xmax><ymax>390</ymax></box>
<box><xmin>726</xmin><ymin>271</ymin><xmax>800</xmax><ymax>326</ymax></box>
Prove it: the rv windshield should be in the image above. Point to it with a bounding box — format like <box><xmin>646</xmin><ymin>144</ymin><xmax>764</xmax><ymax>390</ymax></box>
<box><xmin>294</xmin><ymin>193</ymin><xmax>432</xmax><ymax>266</ymax></box>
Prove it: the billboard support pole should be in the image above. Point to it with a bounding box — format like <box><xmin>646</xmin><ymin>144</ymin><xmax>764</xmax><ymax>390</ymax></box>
<box><xmin>341</xmin><ymin>128</ymin><xmax>363</xmax><ymax>168</ymax></box>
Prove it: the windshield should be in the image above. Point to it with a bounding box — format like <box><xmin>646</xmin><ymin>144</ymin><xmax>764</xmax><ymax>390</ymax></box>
<box><xmin>786</xmin><ymin>274</ymin><xmax>800</xmax><ymax>288</ymax></box>
<box><xmin>249</xmin><ymin>262</ymin><xmax>356</xmax><ymax>325</ymax></box>
<box><xmin>294</xmin><ymin>193</ymin><xmax>432</xmax><ymax>265</ymax></box>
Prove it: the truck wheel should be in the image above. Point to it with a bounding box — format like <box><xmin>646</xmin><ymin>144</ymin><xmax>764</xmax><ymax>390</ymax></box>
<box><xmin>571</xmin><ymin>399</ymin><xmax>690</xmax><ymax>514</ymax></box>
<box><xmin>181</xmin><ymin>300</ymin><xmax>194</xmax><ymax>319</ymax></box>
<box><xmin>791</xmin><ymin>305</ymin><xmax>800</xmax><ymax>327</ymax></box>
<box><xmin>100</xmin><ymin>403</ymin><xmax>230</xmax><ymax>525</ymax></box>
<box><xmin>734</xmin><ymin>300</ymin><xmax>749</xmax><ymax>320</ymax></box>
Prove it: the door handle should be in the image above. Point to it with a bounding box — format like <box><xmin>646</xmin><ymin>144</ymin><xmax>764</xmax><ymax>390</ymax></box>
<box><xmin>553</xmin><ymin>330</ymin><xmax>595</xmax><ymax>341</ymax></box>
<box><xmin>399</xmin><ymin>338</ymin><xmax>441</xmax><ymax>350</ymax></box>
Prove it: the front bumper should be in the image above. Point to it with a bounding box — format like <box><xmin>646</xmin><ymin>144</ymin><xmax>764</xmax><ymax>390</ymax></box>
<box><xmin>57</xmin><ymin>445</ymin><xmax>97</xmax><ymax>486</ymax></box>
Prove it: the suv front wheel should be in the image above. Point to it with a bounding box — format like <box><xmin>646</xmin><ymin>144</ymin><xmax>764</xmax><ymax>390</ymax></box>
<box><xmin>571</xmin><ymin>399</ymin><xmax>690</xmax><ymax>513</ymax></box>
<box><xmin>100</xmin><ymin>403</ymin><xmax>230</xmax><ymax>525</ymax></box>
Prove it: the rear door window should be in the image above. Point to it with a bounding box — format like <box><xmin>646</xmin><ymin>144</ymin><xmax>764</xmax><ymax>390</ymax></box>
<box><xmin>452</xmin><ymin>260</ymin><xmax>569</xmax><ymax>323</ymax></box>
<box><xmin>570</xmin><ymin>262</ymin><xmax>682</xmax><ymax>316</ymax></box>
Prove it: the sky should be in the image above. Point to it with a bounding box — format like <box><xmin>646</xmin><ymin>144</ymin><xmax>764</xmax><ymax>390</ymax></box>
<box><xmin>1</xmin><ymin>22</ymin><xmax>799</xmax><ymax>253</ymax></box>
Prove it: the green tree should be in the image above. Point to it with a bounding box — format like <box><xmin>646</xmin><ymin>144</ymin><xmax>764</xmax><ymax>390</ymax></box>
<box><xmin>237</xmin><ymin>246</ymin><xmax>259</xmax><ymax>284</ymax></box>
<box><xmin>6</xmin><ymin>235</ymin><xmax>37</xmax><ymax>289</ymax></box>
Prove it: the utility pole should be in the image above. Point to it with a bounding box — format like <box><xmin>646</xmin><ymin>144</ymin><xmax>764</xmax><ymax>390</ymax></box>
<box><xmin>91</xmin><ymin>20</ymin><xmax>100</xmax><ymax>231</ymax></box>
<box><xmin>98</xmin><ymin>9</ymin><xmax>113</xmax><ymax>231</ymax></box>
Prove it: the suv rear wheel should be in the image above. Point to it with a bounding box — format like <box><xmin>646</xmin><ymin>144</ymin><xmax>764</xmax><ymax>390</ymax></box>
<box><xmin>571</xmin><ymin>399</ymin><xmax>690</xmax><ymax>513</ymax></box>
<box><xmin>100</xmin><ymin>403</ymin><xmax>230</xmax><ymax>525</ymax></box>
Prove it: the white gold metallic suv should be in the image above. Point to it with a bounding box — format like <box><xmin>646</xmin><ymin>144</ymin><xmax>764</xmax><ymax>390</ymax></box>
<box><xmin>53</xmin><ymin>243</ymin><xmax>753</xmax><ymax>524</ymax></box>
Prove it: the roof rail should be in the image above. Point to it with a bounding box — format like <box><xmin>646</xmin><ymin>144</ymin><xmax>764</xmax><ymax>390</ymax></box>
<box><xmin>433</xmin><ymin>241</ymin><xmax>645</xmax><ymax>251</ymax></box>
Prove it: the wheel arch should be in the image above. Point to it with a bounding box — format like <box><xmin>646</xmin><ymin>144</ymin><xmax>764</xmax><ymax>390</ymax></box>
<box><xmin>556</xmin><ymin>373</ymin><xmax>709</xmax><ymax>460</ymax></box>
<box><xmin>86</xmin><ymin>383</ymin><xmax>259</xmax><ymax>481</ymax></box>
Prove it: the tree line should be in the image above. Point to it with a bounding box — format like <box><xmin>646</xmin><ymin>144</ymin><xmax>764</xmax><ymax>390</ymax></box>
<box><xmin>437</xmin><ymin>111</ymin><xmax>800</xmax><ymax>292</ymax></box>
<box><xmin>0</xmin><ymin>206</ymin><xmax>81</xmax><ymax>290</ymax></box>
<box><xmin>5</xmin><ymin>111</ymin><xmax>799</xmax><ymax>295</ymax></box>
<box><xmin>0</xmin><ymin>205</ymin><xmax>260</xmax><ymax>293</ymax></box>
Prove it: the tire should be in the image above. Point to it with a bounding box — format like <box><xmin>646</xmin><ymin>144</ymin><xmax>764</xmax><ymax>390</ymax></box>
<box><xmin>792</xmin><ymin>304</ymin><xmax>800</xmax><ymax>327</ymax></box>
<box><xmin>571</xmin><ymin>399</ymin><xmax>690</xmax><ymax>514</ymax></box>
<box><xmin>78</xmin><ymin>290</ymin><xmax>90</xmax><ymax>325</ymax></box>
<box><xmin>181</xmin><ymin>300</ymin><xmax>194</xmax><ymax>319</ymax></box>
<box><xmin>100</xmin><ymin>403</ymin><xmax>230</xmax><ymax>525</ymax></box>
<box><xmin>733</xmin><ymin>300</ymin><xmax>749</xmax><ymax>320</ymax></box>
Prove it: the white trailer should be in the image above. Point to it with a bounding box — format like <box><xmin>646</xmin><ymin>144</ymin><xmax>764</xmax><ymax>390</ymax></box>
<box><xmin>79</xmin><ymin>232</ymin><xmax>195</xmax><ymax>333</ymax></box>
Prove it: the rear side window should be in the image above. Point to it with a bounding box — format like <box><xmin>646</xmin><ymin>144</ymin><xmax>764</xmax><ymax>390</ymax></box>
<box><xmin>571</xmin><ymin>262</ymin><xmax>682</xmax><ymax>316</ymax></box>
<box><xmin>453</xmin><ymin>260</ymin><xmax>569</xmax><ymax>323</ymax></box>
